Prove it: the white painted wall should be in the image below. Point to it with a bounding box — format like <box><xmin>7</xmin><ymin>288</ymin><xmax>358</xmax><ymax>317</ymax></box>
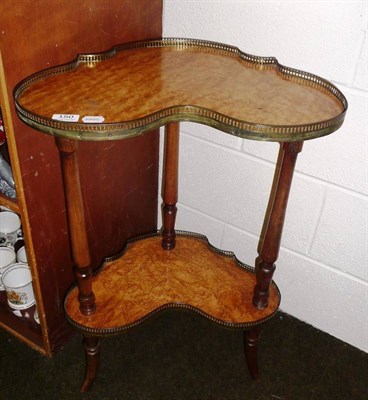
<box><xmin>162</xmin><ymin>0</ymin><xmax>368</xmax><ymax>351</ymax></box>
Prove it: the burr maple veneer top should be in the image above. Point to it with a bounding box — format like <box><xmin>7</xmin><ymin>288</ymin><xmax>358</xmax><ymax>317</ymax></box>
<box><xmin>14</xmin><ymin>38</ymin><xmax>347</xmax><ymax>142</ymax></box>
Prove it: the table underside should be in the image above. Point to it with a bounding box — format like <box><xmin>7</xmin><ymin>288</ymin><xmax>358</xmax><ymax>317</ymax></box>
<box><xmin>64</xmin><ymin>232</ymin><xmax>280</xmax><ymax>335</ymax></box>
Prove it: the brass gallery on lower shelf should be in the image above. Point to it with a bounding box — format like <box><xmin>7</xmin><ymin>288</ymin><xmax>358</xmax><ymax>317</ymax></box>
<box><xmin>64</xmin><ymin>231</ymin><xmax>280</xmax><ymax>335</ymax></box>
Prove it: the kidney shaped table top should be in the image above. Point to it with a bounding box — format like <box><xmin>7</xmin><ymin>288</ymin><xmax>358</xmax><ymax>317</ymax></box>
<box><xmin>14</xmin><ymin>38</ymin><xmax>346</xmax><ymax>143</ymax></box>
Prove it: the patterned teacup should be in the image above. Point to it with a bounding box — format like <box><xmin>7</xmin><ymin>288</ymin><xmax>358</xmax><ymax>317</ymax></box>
<box><xmin>2</xmin><ymin>263</ymin><xmax>35</xmax><ymax>310</ymax></box>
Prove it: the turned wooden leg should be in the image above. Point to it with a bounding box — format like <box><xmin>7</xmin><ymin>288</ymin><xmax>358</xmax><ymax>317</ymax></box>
<box><xmin>80</xmin><ymin>336</ymin><xmax>100</xmax><ymax>393</ymax></box>
<box><xmin>161</xmin><ymin>122</ymin><xmax>180</xmax><ymax>250</ymax></box>
<box><xmin>244</xmin><ymin>328</ymin><xmax>261</xmax><ymax>381</ymax></box>
<box><xmin>55</xmin><ymin>137</ymin><xmax>95</xmax><ymax>315</ymax></box>
<box><xmin>253</xmin><ymin>142</ymin><xmax>303</xmax><ymax>309</ymax></box>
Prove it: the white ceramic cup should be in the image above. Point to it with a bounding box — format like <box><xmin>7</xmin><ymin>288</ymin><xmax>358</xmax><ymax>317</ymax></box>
<box><xmin>16</xmin><ymin>246</ymin><xmax>28</xmax><ymax>264</ymax></box>
<box><xmin>34</xmin><ymin>306</ymin><xmax>40</xmax><ymax>324</ymax></box>
<box><xmin>0</xmin><ymin>211</ymin><xmax>22</xmax><ymax>246</ymax></box>
<box><xmin>0</xmin><ymin>246</ymin><xmax>16</xmax><ymax>290</ymax></box>
<box><xmin>2</xmin><ymin>263</ymin><xmax>35</xmax><ymax>310</ymax></box>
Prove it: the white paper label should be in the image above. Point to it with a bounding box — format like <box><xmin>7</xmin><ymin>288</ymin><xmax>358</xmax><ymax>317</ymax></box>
<box><xmin>82</xmin><ymin>116</ymin><xmax>105</xmax><ymax>123</ymax></box>
<box><xmin>52</xmin><ymin>114</ymin><xmax>80</xmax><ymax>122</ymax></box>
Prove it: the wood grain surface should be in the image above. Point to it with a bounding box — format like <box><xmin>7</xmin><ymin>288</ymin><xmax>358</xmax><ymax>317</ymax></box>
<box><xmin>16</xmin><ymin>40</ymin><xmax>346</xmax><ymax>142</ymax></box>
<box><xmin>65</xmin><ymin>234</ymin><xmax>280</xmax><ymax>333</ymax></box>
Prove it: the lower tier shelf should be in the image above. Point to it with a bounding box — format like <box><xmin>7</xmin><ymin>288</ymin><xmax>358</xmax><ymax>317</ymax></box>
<box><xmin>65</xmin><ymin>232</ymin><xmax>280</xmax><ymax>335</ymax></box>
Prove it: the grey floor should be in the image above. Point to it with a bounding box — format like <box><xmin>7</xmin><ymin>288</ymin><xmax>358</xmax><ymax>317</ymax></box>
<box><xmin>0</xmin><ymin>311</ymin><xmax>367</xmax><ymax>400</ymax></box>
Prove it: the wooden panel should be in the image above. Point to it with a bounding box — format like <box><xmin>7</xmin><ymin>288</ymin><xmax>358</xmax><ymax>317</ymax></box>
<box><xmin>65</xmin><ymin>234</ymin><xmax>280</xmax><ymax>333</ymax></box>
<box><xmin>0</xmin><ymin>0</ymin><xmax>162</xmax><ymax>353</ymax></box>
